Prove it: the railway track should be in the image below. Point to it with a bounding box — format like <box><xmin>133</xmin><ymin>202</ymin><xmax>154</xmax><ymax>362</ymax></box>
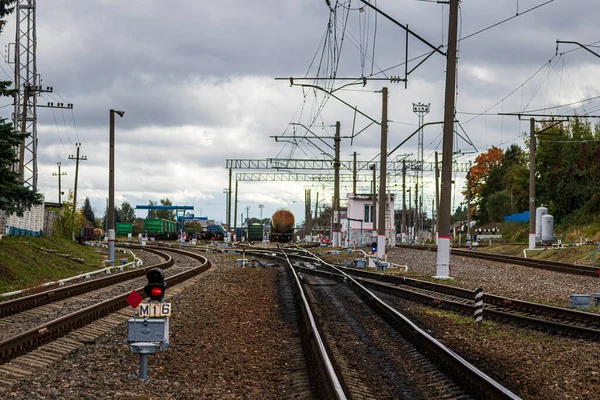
<box><xmin>248</xmin><ymin>247</ymin><xmax>519</xmax><ymax>399</ymax></box>
<box><xmin>0</xmin><ymin>246</ymin><xmax>211</xmax><ymax>390</ymax></box>
<box><xmin>285</xmin><ymin>246</ymin><xmax>600</xmax><ymax>339</ymax></box>
<box><xmin>397</xmin><ymin>243</ymin><xmax>599</xmax><ymax>277</ymax></box>
<box><xmin>0</xmin><ymin>246</ymin><xmax>173</xmax><ymax>317</ymax></box>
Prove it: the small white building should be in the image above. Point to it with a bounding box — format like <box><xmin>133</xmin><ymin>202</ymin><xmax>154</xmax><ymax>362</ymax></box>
<box><xmin>342</xmin><ymin>193</ymin><xmax>395</xmax><ymax>247</ymax></box>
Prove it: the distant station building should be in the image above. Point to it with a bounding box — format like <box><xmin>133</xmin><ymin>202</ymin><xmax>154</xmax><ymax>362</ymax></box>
<box><xmin>342</xmin><ymin>193</ymin><xmax>395</xmax><ymax>247</ymax></box>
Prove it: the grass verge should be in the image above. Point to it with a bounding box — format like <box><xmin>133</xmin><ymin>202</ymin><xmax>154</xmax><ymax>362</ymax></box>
<box><xmin>0</xmin><ymin>236</ymin><xmax>106</xmax><ymax>294</ymax></box>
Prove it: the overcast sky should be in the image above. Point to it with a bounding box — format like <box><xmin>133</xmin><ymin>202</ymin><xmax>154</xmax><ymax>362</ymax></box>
<box><xmin>1</xmin><ymin>0</ymin><xmax>599</xmax><ymax>226</ymax></box>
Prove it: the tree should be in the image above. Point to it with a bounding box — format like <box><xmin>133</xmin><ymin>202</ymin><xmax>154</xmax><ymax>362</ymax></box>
<box><xmin>0</xmin><ymin>84</ymin><xmax>44</xmax><ymax>216</ymax></box>
<box><xmin>465</xmin><ymin>146</ymin><xmax>504</xmax><ymax>223</ymax></box>
<box><xmin>486</xmin><ymin>191</ymin><xmax>511</xmax><ymax>222</ymax></box>
<box><xmin>156</xmin><ymin>198</ymin><xmax>175</xmax><ymax>220</ymax></box>
<box><xmin>118</xmin><ymin>201</ymin><xmax>136</xmax><ymax>223</ymax></box>
<box><xmin>81</xmin><ymin>197</ymin><xmax>96</xmax><ymax>227</ymax></box>
<box><xmin>184</xmin><ymin>221</ymin><xmax>204</xmax><ymax>235</ymax></box>
<box><xmin>147</xmin><ymin>200</ymin><xmax>158</xmax><ymax>219</ymax></box>
<box><xmin>53</xmin><ymin>191</ymin><xmax>82</xmax><ymax>239</ymax></box>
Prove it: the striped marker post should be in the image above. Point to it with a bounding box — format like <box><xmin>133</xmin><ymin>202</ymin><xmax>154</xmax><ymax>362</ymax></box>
<box><xmin>474</xmin><ymin>288</ymin><xmax>484</xmax><ymax>323</ymax></box>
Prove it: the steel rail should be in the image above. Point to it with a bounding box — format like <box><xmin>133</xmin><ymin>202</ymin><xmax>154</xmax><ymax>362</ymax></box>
<box><xmin>397</xmin><ymin>244</ymin><xmax>600</xmax><ymax>277</ymax></box>
<box><xmin>278</xmin><ymin>249</ymin><xmax>347</xmax><ymax>400</ymax></box>
<box><xmin>0</xmin><ymin>248</ymin><xmax>210</xmax><ymax>363</ymax></box>
<box><xmin>0</xmin><ymin>247</ymin><xmax>173</xmax><ymax>317</ymax></box>
<box><xmin>284</xmin><ymin>247</ymin><xmax>520</xmax><ymax>399</ymax></box>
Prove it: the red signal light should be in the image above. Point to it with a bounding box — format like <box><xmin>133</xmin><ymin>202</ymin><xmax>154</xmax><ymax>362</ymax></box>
<box><xmin>144</xmin><ymin>268</ymin><xmax>166</xmax><ymax>301</ymax></box>
<box><xmin>150</xmin><ymin>286</ymin><xmax>164</xmax><ymax>298</ymax></box>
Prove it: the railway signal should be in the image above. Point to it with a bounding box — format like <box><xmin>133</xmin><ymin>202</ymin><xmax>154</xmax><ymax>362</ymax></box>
<box><xmin>127</xmin><ymin>267</ymin><xmax>171</xmax><ymax>381</ymax></box>
<box><xmin>144</xmin><ymin>268</ymin><xmax>166</xmax><ymax>301</ymax></box>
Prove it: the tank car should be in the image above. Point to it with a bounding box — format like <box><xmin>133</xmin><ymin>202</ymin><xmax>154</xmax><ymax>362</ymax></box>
<box><xmin>270</xmin><ymin>209</ymin><xmax>295</xmax><ymax>242</ymax></box>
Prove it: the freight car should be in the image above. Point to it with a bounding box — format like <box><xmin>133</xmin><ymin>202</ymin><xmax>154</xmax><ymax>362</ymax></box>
<box><xmin>143</xmin><ymin>218</ymin><xmax>179</xmax><ymax>240</ymax></box>
<box><xmin>77</xmin><ymin>226</ymin><xmax>95</xmax><ymax>243</ymax></box>
<box><xmin>248</xmin><ymin>223</ymin><xmax>264</xmax><ymax>241</ymax></box>
<box><xmin>115</xmin><ymin>222</ymin><xmax>132</xmax><ymax>236</ymax></box>
<box><xmin>199</xmin><ymin>224</ymin><xmax>226</xmax><ymax>240</ymax></box>
<box><xmin>270</xmin><ymin>209</ymin><xmax>295</xmax><ymax>242</ymax></box>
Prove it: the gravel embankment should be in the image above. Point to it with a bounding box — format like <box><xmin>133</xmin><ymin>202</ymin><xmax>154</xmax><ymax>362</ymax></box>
<box><xmin>387</xmin><ymin>247</ymin><xmax>600</xmax><ymax>306</ymax></box>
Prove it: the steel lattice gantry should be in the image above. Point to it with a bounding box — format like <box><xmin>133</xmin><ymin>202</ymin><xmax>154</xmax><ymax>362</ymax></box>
<box><xmin>13</xmin><ymin>0</ymin><xmax>38</xmax><ymax>188</ymax></box>
<box><xmin>235</xmin><ymin>173</ymin><xmax>410</xmax><ymax>183</ymax></box>
<box><xmin>226</xmin><ymin>158</ymin><xmax>471</xmax><ymax>173</ymax></box>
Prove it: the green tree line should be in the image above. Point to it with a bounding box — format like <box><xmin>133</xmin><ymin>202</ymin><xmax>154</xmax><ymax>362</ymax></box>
<box><xmin>466</xmin><ymin>118</ymin><xmax>600</xmax><ymax>226</ymax></box>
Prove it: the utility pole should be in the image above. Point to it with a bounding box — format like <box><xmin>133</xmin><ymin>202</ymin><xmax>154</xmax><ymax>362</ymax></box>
<box><xmin>314</xmin><ymin>191</ymin><xmax>319</xmax><ymax>236</ymax></box>
<box><xmin>370</xmin><ymin>164</ymin><xmax>377</xmax><ymax>233</ymax></box>
<box><xmin>68</xmin><ymin>143</ymin><xmax>87</xmax><ymax>213</ymax></box>
<box><xmin>401</xmin><ymin>159</ymin><xmax>406</xmax><ymax>243</ymax></box>
<box><xmin>436</xmin><ymin>0</ymin><xmax>459</xmax><ymax>279</ymax></box>
<box><xmin>108</xmin><ymin>109</ymin><xmax>124</xmax><ymax>266</ymax></box>
<box><xmin>407</xmin><ymin>187</ymin><xmax>412</xmax><ymax>242</ymax></box>
<box><xmin>529</xmin><ymin>118</ymin><xmax>536</xmax><ymax>250</ymax></box>
<box><xmin>227</xmin><ymin>168</ymin><xmax>232</xmax><ymax>238</ymax></box>
<box><xmin>304</xmin><ymin>191</ymin><xmax>311</xmax><ymax>241</ymax></box>
<box><xmin>467</xmin><ymin>164</ymin><xmax>472</xmax><ymax>246</ymax></box>
<box><xmin>435</xmin><ymin>151</ymin><xmax>440</xmax><ymax>244</ymax></box>
<box><xmin>245</xmin><ymin>205</ymin><xmax>250</xmax><ymax>225</ymax></box>
<box><xmin>223</xmin><ymin>188</ymin><xmax>230</xmax><ymax>232</ymax></box>
<box><xmin>333</xmin><ymin>121</ymin><xmax>341</xmax><ymax>247</ymax></box>
<box><xmin>377</xmin><ymin>87</ymin><xmax>388</xmax><ymax>258</ymax></box>
<box><xmin>415</xmin><ymin>182</ymin><xmax>419</xmax><ymax>244</ymax></box>
<box><xmin>52</xmin><ymin>162</ymin><xmax>66</xmax><ymax>204</ymax></box>
<box><xmin>259</xmin><ymin>204</ymin><xmax>264</xmax><ymax>219</ymax></box>
<box><xmin>352</xmin><ymin>151</ymin><xmax>357</xmax><ymax>195</ymax></box>
<box><xmin>233</xmin><ymin>180</ymin><xmax>238</xmax><ymax>241</ymax></box>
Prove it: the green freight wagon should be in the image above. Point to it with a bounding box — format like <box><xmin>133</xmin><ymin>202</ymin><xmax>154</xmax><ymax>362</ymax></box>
<box><xmin>248</xmin><ymin>223</ymin><xmax>264</xmax><ymax>241</ymax></box>
<box><xmin>116</xmin><ymin>222</ymin><xmax>133</xmax><ymax>236</ymax></box>
<box><xmin>144</xmin><ymin>218</ymin><xmax>178</xmax><ymax>240</ymax></box>
<box><xmin>144</xmin><ymin>219</ymin><xmax>164</xmax><ymax>235</ymax></box>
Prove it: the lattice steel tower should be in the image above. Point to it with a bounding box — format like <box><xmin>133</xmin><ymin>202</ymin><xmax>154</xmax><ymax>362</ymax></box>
<box><xmin>413</xmin><ymin>102</ymin><xmax>430</xmax><ymax>242</ymax></box>
<box><xmin>11</xmin><ymin>0</ymin><xmax>38</xmax><ymax>188</ymax></box>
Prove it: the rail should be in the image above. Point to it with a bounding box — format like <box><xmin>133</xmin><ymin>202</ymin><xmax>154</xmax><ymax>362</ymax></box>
<box><xmin>0</xmin><ymin>248</ymin><xmax>210</xmax><ymax>363</ymax></box>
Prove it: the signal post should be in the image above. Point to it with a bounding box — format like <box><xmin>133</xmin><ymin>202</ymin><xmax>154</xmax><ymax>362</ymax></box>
<box><xmin>125</xmin><ymin>268</ymin><xmax>171</xmax><ymax>381</ymax></box>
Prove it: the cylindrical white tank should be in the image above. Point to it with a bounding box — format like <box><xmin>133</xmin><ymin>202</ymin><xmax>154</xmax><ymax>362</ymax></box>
<box><xmin>541</xmin><ymin>214</ymin><xmax>554</xmax><ymax>242</ymax></box>
<box><xmin>536</xmin><ymin>207</ymin><xmax>548</xmax><ymax>239</ymax></box>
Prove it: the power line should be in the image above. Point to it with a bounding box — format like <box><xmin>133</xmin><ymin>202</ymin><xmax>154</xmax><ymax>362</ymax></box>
<box><xmin>458</xmin><ymin>0</ymin><xmax>555</xmax><ymax>43</ymax></box>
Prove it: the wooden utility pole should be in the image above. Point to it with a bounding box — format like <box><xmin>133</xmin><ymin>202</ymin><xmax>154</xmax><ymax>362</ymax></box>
<box><xmin>52</xmin><ymin>162</ymin><xmax>66</xmax><ymax>204</ymax></box>
<box><xmin>377</xmin><ymin>87</ymin><xmax>388</xmax><ymax>257</ymax></box>
<box><xmin>68</xmin><ymin>143</ymin><xmax>87</xmax><ymax>214</ymax></box>
<box><xmin>436</xmin><ymin>0</ymin><xmax>459</xmax><ymax>278</ymax></box>
<box><xmin>333</xmin><ymin>121</ymin><xmax>341</xmax><ymax>247</ymax></box>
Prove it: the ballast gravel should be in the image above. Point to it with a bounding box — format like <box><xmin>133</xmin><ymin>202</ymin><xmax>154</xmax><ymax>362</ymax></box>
<box><xmin>6</xmin><ymin>253</ymin><xmax>306</xmax><ymax>399</ymax></box>
<box><xmin>4</xmin><ymin>245</ymin><xmax>600</xmax><ymax>399</ymax></box>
